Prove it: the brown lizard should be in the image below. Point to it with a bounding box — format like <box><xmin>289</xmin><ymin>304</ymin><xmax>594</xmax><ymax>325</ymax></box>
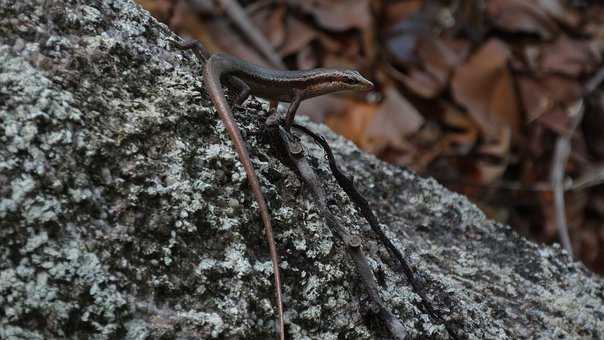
<box><xmin>173</xmin><ymin>39</ymin><xmax>373</xmax><ymax>339</ymax></box>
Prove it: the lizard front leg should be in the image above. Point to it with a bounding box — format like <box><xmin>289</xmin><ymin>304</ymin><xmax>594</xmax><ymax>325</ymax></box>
<box><xmin>284</xmin><ymin>90</ymin><xmax>303</xmax><ymax>129</ymax></box>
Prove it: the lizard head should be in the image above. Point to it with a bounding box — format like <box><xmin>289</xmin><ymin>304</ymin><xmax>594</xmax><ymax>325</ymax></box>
<box><xmin>303</xmin><ymin>69</ymin><xmax>374</xmax><ymax>99</ymax></box>
<box><xmin>338</xmin><ymin>70</ymin><xmax>374</xmax><ymax>91</ymax></box>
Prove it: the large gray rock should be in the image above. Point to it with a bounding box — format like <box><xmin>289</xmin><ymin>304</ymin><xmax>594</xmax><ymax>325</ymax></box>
<box><xmin>1</xmin><ymin>0</ymin><xmax>602</xmax><ymax>339</ymax></box>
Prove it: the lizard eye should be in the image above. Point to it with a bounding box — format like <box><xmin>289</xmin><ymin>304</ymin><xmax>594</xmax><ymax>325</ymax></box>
<box><xmin>344</xmin><ymin>76</ymin><xmax>359</xmax><ymax>85</ymax></box>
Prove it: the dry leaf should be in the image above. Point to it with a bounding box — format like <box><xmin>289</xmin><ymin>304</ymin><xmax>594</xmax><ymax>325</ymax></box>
<box><xmin>251</xmin><ymin>4</ymin><xmax>286</xmax><ymax>48</ymax></box>
<box><xmin>535</xmin><ymin>108</ymin><xmax>568</xmax><ymax>134</ymax></box>
<box><xmin>385</xmin><ymin>26</ymin><xmax>421</xmax><ymax>65</ymax></box>
<box><xmin>390</xmin><ymin>37</ymin><xmax>470</xmax><ymax>98</ymax></box>
<box><xmin>298</xmin><ymin>94</ymin><xmax>348</xmax><ymax>122</ymax></box>
<box><xmin>409</xmin><ymin>123</ymin><xmax>444</xmax><ymax>171</ymax></box>
<box><xmin>279</xmin><ymin>17</ymin><xmax>318</xmax><ymax>57</ymax></box>
<box><xmin>479</xmin><ymin>126</ymin><xmax>511</xmax><ymax>158</ymax></box>
<box><xmin>451</xmin><ymin>39</ymin><xmax>520</xmax><ymax>138</ymax></box>
<box><xmin>306</xmin><ymin>0</ymin><xmax>371</xmax><ymax>32</ymax></box>
<box><xmin>487</xmin><ymin>0</ymin><xmax>558</xmax><ymax>39</ymax></box>
<box><xmin>360</xmin><ymin>86</ymin><xmax>424</xmax><ymax>154</ymax></box>
<box><xmin>518</xmin><ymin>76</ymin><xmax>553</xmax><ymax>122</ymax></box>
<box><xmin>399</xmin><ymin>37</ymin><xmax>470</xmax><ymax>98</ymax></box>
<box><xmin>296</xmin><ymin>45</ymin><xmax>318</xmax><ymax>70</ymax></box>
<box><xmin>454</xmin><ymin>0</ymin><xmax>486</xmax><ymax>41</ymax></box>
<box><xmin>324</xmin><ymin>101</ymin><xmax>377</xmax><ymax>146</ymax></box>
<box><xmin>520</xmin><ymin>74</ymin><xmax>582</xmax><ymax>133</ymax></box>
<box><xmin>396</xmin><ymin>68</ymin><xmax>441</xmax><ymax>98</ymax></box>
<box><xmin>474</xmin><ymin>127</ymin><xmax>511</xmax><ymax>183</ymax></box>
<box><xmin>441</xmin><ymin>105</ymin><xmax>478</xmax><ymax>155</ymax></box>
<box><xmin>540</xmin><ymin>75</ymin><xmax>583</xmax><ymax>105</ymax></box>
<box><xmin>418</xmin><ymin>38</ymin><xmax>469</xmax><ymax>84</ymax></box>
<box><xmin>540</xmin><ymin>36</ymin><xmax>597</xmax><ymax>76</ymax></box>
<box><xmin>536</xmin><ymin>0</ymin><xmax>581</xmax><ymax>28</ymax></box>
<box><xmin>206</xmin><ymin>20</ymin><xmax>271</xmax><ymax>68</ymax></box>
<box><xmin>383</xmin><ymin>0</ymin><xmax>423</xmax><ymax>26</ymax></box>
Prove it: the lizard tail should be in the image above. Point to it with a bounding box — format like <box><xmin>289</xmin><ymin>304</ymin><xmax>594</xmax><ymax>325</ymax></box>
<box><xmin>203</xmin><ymin>57</ymin><xmax>286</xmax><ymax>340</ymax></box>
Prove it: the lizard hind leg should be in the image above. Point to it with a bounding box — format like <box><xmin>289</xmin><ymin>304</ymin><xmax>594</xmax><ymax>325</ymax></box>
<box><xmin>229</xmin><ymin>78</ymin><xmax>251</xmax><ymax>106</ymax></box>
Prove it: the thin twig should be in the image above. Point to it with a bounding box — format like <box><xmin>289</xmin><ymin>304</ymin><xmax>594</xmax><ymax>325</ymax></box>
<box><xmin>551</xmin><ymin>100</ymin><xmax>584</xmax><ymax>256</ymax></box>
<box><xmin>549</xmin><ymin>63</ymin><xmax>604</xmax><ymax>256</ymax></box>
<box><xmin>435</xmin><ymin>168</ymin><xmax>604</xmax><ymax>193</ymax></box>
<box><xmin>276</xmin><ymin>126</ymin><xmax>408</xmax><ymax>340</ymax></box>
<box><xmin>569</xmin><ymin>165</ymin><xmax>604</xmax><ymax>190</ymax></box>
<box><xmin>216</xmin><ymin>0</ymin><xmax>286</xmax><ymax>69</ymax></box>
<box><xmin>245</xmin><ymin>0</ymin><xmax>275</xmax><ymax>15</ymax></box>
<box><xmin>586</xmin><ymin>65</ymin><xmax>604</xmax><ymax>93</ymax></box>
<box><xmin>293</xmin><ymin>126</ymin><xmax>429</xmax><ymax>304</ymax></box>
<box><xmin>293</xmin><ymin>124</ymin><xmax>460</xmax><ymax>340</ymax></box>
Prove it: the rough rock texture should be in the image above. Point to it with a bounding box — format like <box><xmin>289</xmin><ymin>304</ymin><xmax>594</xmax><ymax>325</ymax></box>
<box><xmin>1</xmin><ymin>0</ymin><xmax>603</xmax><ymax>339</ymax></box>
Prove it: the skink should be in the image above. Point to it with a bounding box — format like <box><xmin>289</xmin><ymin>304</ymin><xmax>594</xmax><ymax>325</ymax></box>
<box><xmin>174</xmin><ymin>40</ymin><xmax>373</xmax><ymax>340</ymax></box>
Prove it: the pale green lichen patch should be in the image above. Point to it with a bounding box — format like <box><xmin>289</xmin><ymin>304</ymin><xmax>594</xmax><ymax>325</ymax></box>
<box><xmin>0</xmin><ymin>242</ymin><xmax>127</xmax><ymax>338</ymax></box>
<box><xmin>176</xmin><ymin>310</ymin><xmax>225</xmax><ymax>338</ymax></box>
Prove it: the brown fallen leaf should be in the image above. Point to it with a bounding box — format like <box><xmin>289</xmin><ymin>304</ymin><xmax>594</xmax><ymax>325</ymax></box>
<box><xmin>205</xmin><ymin>19</ymin><xmax>271</xmax><ymax>68</ymax></box>
<box><xmin>162</xmin><ymin>0</ymin><xmax>224</xmax><ymax>57</ymax></box>
<box><xmin>418</xmin><ymin>38</ymin><xmax>469</xmax><ymax>85</ymax></box>
<box><xmin>279</xmin><ymin>17</ymin><xmax>318</xmax><ymax>57</ymax></box>
<box><xmin>487</xmin><ymin>0</ymin><xmax>559</xmax><ymax>39</ymax></box>
<box><xmin>475</xmin><ymin>127</ymin><xmax>511</xmax><ymax>183</ymax></box>
<box><xmin>382</xmin><ymin>0</ymin><xmax>423</xmax><ymax>27</ymax></box>
<box><xmin>382</xmin><ymin>0</ymin><xmax>432</xmax><ymax>65</ymax></box>
<box><xmin>451</xmin><ymin>39</ymin><xmax>521</xmax><ymax>138</ymax></box>
<box><xmin>360</xmin><ymin>86</ymin><xmax>424</xmax><ymax>155</ymax></box>
<box><xmin>540</xmin><ymin>35</ymin><xmax>598</xmax><ymax>76</ymax></box>
<box><xmin>475</xmin><ymin>161</ymin><xmax>508</xmax><ymax>185</ymax></box>
<box><xmin>137</xmin><ymin>0</ymin><xmax>173</xmax><ymax>23</ymax></box>
<box><xmin>305</xmin><ymin>0</ymin><xmax>372</xmax><ymax>32</ymax></box>
<box><xmin>299</xmin><ymin>95</ymin><xmax>349</xmax><ymax>123</ymax></box>
<box><xmin>323</xmin><ymin>43</ymin><xmax>362</xmax><ymax>69</ymax></box>
<box><xmin>526</xmin><ymin>123</ymin><xmax>546</xmax><ymax>159</ymax></box>
<box><xmin>399</xmin><ymin>37</ymin><xmax>470</xmax><ymax>98</ymax></box>
<box><xmin>408</xmin><ymin>122</ymin><xmax>444</xmax><ymax>172</ymax></box>
<box><xmin>296</xmin><ymin>44</ymin><xmax>319</xmax><ymax>70</ymax></box>
<box><xmin>536</xmin><ymin>0</ymin><xmax>581</xmax><ymax>28</ymax></box>
<box><xmin>521</xmin><ymin>75</ymin><xmax>582</xmax><ymax>133</ymax></box>
<box><xmin>535</xmin><ymin>108</ymin><xmax>568</xmax><ymax>135</ymax></box>
<box><xmin>518</xmin><ymin>76</ymin><xmax>554</xmax><ymax>122</ymax></box>
<box><xmin>453</xmin><ymin>0</ymin><xmax>486</xmax><ymax>41</ymax></box>
<box><xmin>440</xmin><ymin>104</ymin><xmax>478</xmax><ymax>155</ymax></box>
<box><xmin>540</xmin><ymin>75</ymin><xmax>583</xmax><ymax>105</ymax></box>
<box><xmin>324</xmin><ymin>100</ymin><xmax>378</xmax><ymax>146</ymax></box>
<box><xmin>393</xmin><ymin>67</ymin><xmax>441</xmax><ymax>98</ymax></box>
<box><xmin>250</xmin><ymin>4</ymin><xmax>287</xmax><ymax>48</ymax></box>
<box><xmin>479</xmin><ymin>126</ymin><xmax>511</xmax><ymax>158</ymax></box>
